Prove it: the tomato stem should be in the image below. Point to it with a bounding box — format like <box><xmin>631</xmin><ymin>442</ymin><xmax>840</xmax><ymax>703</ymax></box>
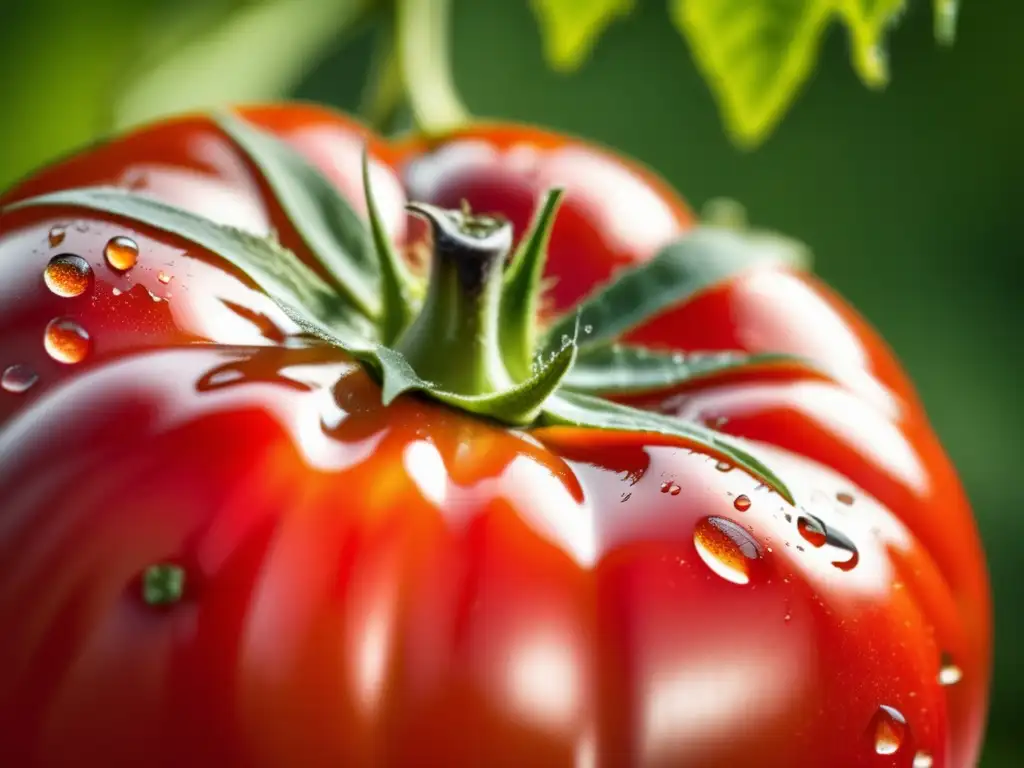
<box><xmin>395</xmin><ymin>202</ymin><xmax>515</xmax><ymax>396</ymax></box>
<box><xmin>395</xmin><ymin>0</ymin><xmax>472</xmax><ymax>136</ymax></box>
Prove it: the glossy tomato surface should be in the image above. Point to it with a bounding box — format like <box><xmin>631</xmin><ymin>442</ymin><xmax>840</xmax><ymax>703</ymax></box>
<box><xmin>0</xmin><ymin>104</ymin><xmax>989</xmax><ymax>767</ymax></box>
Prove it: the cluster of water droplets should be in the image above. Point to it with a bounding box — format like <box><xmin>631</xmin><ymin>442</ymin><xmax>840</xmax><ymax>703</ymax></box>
<box><xmin>650</xmin><ymin>458</ymin><xmax>967</xmax><ymax>761</ymax></box>
<box><xmin>1</xmin><ymin>227</ymin><xmax>146</xmax><ymax>394</ymax></box>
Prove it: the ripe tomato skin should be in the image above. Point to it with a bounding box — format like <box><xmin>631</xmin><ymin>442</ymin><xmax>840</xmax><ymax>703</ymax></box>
<box><xmin>0</xmin><ymin>104</ymin><xmax>990</xmax><ymax>767</ymax></box>
<box><xmin>0</xmin><ymin>346</ymin><xmax>956</xmax><ymax>767</ymax></box>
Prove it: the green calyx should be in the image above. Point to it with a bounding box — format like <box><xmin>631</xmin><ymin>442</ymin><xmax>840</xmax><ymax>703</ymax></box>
<box><xmin>4</xmin><ymin>111</ymin><xmax>823</xmax><ymax>504</ymax></box>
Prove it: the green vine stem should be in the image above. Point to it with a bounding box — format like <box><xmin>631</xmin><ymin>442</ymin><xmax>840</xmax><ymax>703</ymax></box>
<box><xmin>395</xmin><ymin>0</ymin><xmax>472</xmax><ymax>136</ymax></box>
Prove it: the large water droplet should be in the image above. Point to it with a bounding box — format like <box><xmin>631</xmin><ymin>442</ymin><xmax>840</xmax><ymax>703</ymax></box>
<box><xmin>660</xmin><ymin>481</ymin><xmax>681</xmax><ymax>496</ymax></box>
<box><xmin>939</xmin><ymin>653</ymin><xmax>962</xmax><ymax>686</ymax></box>
<box><xmin>48</xmin><ymin>226</ymin><xmax>66</xmax><ymax>247</ymax></box>
<box><xmin>1</xmin><ymin>364</ymin><xmax>38</xmax><ymax>393</ymax></box>
<box><xmin>796</xmin><ymin>512</ymin><xmax>859</xmax><ymax>570</ymax></box>
<box><xmin>870</xmin><ymin>705</ymin><xmax>906</xmax><ymax>755</ymax></box>
<box><xmin>694</xmin><ymin>516</ymin><xmax>762</xmax><ymax>585</ymax></box>
<box><xmin>715</xmin><ymin>460</ymin><xmax>733</xmax><ymax>472</ymax></box>
<box><xmin>44</xmin><ymin>254</ymin><xmax>93</xmax><ymax>298</ymax></box>
<box><xmin>797</xmin><ymin>514</ymin><xmax>827</xmax><ymax>547</ymax></box>
<box><xmin>44</xmin><ymin>318</ymin><xmax>90</xmax><ymax>364</ymax></box>
<box><xmin>733</xmin><ymin>494</ymin><xmax>751</xmax><ymax>511</ymax></box>
<box><xmin>104</xmin><ymin>236</ymin><xmax>139</xmax><ymax>271</ymax></box>
<box><xmin>157</xmin><ymin>271</ymin><xmax>173</xmax><ymax>285</ymax></box>
<box><xmin>912</xmin><ymin>751</ymin><xmax>933</xmax><ymax>768</ymax></box>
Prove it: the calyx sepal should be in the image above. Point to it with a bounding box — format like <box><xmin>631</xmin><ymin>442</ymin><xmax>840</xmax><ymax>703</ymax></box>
<box><xmin>4</xmin><ymin>112</ymin><xmax>825</xmax><ymax>503</ymax></box>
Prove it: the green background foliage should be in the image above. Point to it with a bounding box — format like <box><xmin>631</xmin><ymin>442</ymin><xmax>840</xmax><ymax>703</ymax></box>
<box><xmin>0</xmin><ymin>0</ymin><xmax>1019</xmax><ymax>762</ymax></box>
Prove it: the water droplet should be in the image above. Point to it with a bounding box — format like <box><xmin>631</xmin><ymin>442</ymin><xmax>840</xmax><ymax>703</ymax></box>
<box><xmin>2</xmin><ymin>364</ymin><xmax>38</xmax><ymax>393</ymax></box>
<box><xmin>832</xmin><ymin>546</ymin><xmax>860</xmax><ymax>572</ymax></box>
<box><xmin>583</xmin><ymin>324</ymin><xmax>593</xmax><ymax>334</ymax></box>
<box><xmin>870</xmin><ymin>705</ymin><xmax>906</xmax><ymax>755</ymax></box>
<box><xmin>141</xmin><ymin>563</ymin><xmax>186</xmax><ymax>606</ymax></box>
<box><xmin>783</xmin><ymin>613</ymin><xmax>791</xmax><ymax>622</ymax></box>
<box><xmin>836</xmin><ymin>491</ymin><xmax>855</xmax><ymax>506</ymax></box>
<box><xmin>44</xmin><ymin>318</ymin><xmax>90</xmax><ymax>364</ymax></box>
<box><xmin>660</xmin><ymin>482</ymin><xmax>681</xmax><ymax>495</ymax></box>
<box><xmin>912</xmin><ymin>751</ymin><xmax>933</xmax><ymax>768</ymax></box>
<box><xmin>694</xmin><ymin>516</ymin><xmax>762</xmax><ymax>585</ymax></box>
<box><xmin>48</xmin><ymin>226</ymin><xmax>66</xmax><ymax>247</ymax></box>
<box><xmin>715</xmin><ymin>460</ymin><xmax>733</xmax><ymax>472</ymax></box>
<box><xmin>112</xmin><ymin>287</ymin><xmax>122</xmax><ymax>296</ymax></box>
<box><xmin>797</xmin><ymin>515</ymin><xmax>828</xmax><ymax>547</ymax></box>
<box><xmin>734</xmin><ymin>494</ymin><xmax>751</xmax><ymax>511</ymax></box>
<box><xmin>104</xmin><ymin>236</ymin><xmax>139</xmax><ymax>271</ymax></box>
<box><xmin>157</xmin><ymin>271</ymin><xmax>173</xmax><ymax>285</ymax></box>
<box><xmin>43</xmin><ymin>254</ymin><xmax>93</xmax><ymax>298</ymax></box>
<box><xmin>939</xmin><ymin>654</ymin><xmax>962</xmax><ymax>686</ymax></box>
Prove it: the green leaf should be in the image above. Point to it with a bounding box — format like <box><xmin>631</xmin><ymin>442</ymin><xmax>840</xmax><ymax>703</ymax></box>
<box><xmin>530</xmin><ymin>0</ymin><xmax>636</xmax><ymax>70</ymax></box>
<box><xmin>113</xmin><ymin>0</ymin><xmax>373</xmax><ymax>130</ymax></box>
<box><xmin>669</xmin><ymin>0</ymin><xmax>832</xmax><ymax>146</ymax></box>
<box><xmin>669</xmin><ymin>0</ymin><xmax>909</xmax><ymax>147</ymax></box>
<box><xmin>3</xmin><ymin>186</ymin><xmax>372</xmax><ymax>340</ymax></box>
<box><xmin>540</xmin><ymin>390</ymin><xmax>795</xmax><ymax>504</ymax></box>
<box><xmin>838</xmin><ymin>0</ymin><xmax>906</xmax><ymax>86</ymax></box>
<box><xmin>362</xmin><ymin>149</ymin><xmax>418</xmax><ymax>343</ymax></box>
<box><xmin>543</xmin><ymin>226</ymin><xmax>810</xmax><ymax>355</ymax></box>
<box><xmin>214</xmin><ymin>112</ymin><xmax>381</xmax><ymax>319</ymax></box>
<box><xmin>564</xmin><ymin>345</ymin><xmax>808</xmax><ymax>395</ymax></box>
<box><xmin>500</xmin><ymin>188</ymin><xmax>565</xmax><ymax>381</ymax></box>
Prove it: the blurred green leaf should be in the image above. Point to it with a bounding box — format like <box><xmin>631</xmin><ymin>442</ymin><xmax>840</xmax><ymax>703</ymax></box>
<box><xmin>530</xmin><ymin>0</ymin><xmax>635</xmax><ymax>70</ymax></box>
<box><xmin>838</xmin><ymin>0</ymin><xmax>905</xmax><ymax>86</ymax></box>
<box><xmin>668</xmin><ymin>0</ymin><xmax>903</xmax><ymax>147</ymax></box>
<box><xmin>113</xmin><ymin>0</ymin><xmax>372</xmax><ymax>130</ymax></box>
<box><xmin>0</xmin><ymin>0</ymin><xmax>147</xmax><ymax>190</ymax></box>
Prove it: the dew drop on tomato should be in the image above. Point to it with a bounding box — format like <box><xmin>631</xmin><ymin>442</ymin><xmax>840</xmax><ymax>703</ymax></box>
<box><xmin>1</xmin><ymin>364</ymin><xmax>38</xmax><ymax>393</ymax></box>
<box><xmin>158</xmin><ymin>271</ymin><xmax>173</xmax><ymax>285</ymax></box>
<box><xmin>827</xmin><ymin>525</ymin><xmax>860</xmax><ymax>571</ymax></box>
<box><xmin>660</xmin><ymin>482</ymin><xmax>680</xmax><ymax>495</ymax></box>
<box><xmin>694</xmin><ymin>516</ymin><xmax>762</xmax><ymax>585</ymax></box>
<box><xmin>715</xmin><ymin>460</ymin><xmax>732</xmax><ymax>472</ymax></box>
<box><xmin>797</xmin><ymin>515</ymin><xmax>828</xmax><ymax>548</ymax></box>
<box><xmin>44</xmin><ymin>318</ymin><xmax>90</xmax><ymax>364</ymax></box>
<box><xmin>913</xmin><ymin>751</ymin><xmax>934</xmax><ymax>767</ymax></box>
<box><xmin>836</xmin><ymin>491</ymin><xmax>855</xmax><ymax>506</ymax></box>
<box><xmin>48</xmin><ymin>226</ymin><xmax>65</xmax><ymax>247</ymax></box>
<box><xmin>104</xmin><ymin>236</ymin><xmax>139</xmax><ymax>271</ymax></box>
<box><xmin>733</xmin><ymin>494</ymin><xmax>751</xmax><ymax>511</ymax></box>
<box><xmin>44</xmin><ymin>254</ymin><xmax>93</xmax><ymax>298</ymax></box>
<box><xmin>939</xmin><ymin>653</ymin><xmax>963</xmax><ymax>686</ymax></box>
<box><xmin>870</xmin><ymin>705</ymin><xmax>906</xmax><ymax>755</ymax></box>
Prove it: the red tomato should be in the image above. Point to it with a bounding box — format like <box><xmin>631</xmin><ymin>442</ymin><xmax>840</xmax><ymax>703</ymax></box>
<box><xmin>0</xmin><ymin>103</ymin><xmax>989</xmax><ymax>768</ymax></box>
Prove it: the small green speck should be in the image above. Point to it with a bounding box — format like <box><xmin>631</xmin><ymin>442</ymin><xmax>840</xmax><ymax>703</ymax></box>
<box><xmin>141</xmin><ymin>563</ymin><xmax>185</xmax><ymax>606</ymax></box>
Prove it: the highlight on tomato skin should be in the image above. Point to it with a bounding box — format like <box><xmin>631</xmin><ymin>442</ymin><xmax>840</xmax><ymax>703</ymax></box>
<box><xmin>0</xmin><ymin>103</ymin><xmax>990</xmax><ymax>768</ymax></box>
